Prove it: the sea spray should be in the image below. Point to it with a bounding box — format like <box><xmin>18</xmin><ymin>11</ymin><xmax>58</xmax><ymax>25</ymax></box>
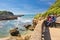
<box><xmin>0</xmin><ymin>14</ymin><xmax>34</xmax><ymax>38</ymax></box>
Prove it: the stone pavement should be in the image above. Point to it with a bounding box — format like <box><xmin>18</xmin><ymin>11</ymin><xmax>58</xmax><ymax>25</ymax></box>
<box><xmin>49</xmin><ymin>28</ymin><xmax>60</xmax><ymax>40</ymax></box>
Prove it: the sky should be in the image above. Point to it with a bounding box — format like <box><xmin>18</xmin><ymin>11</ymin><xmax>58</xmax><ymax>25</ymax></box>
<box><xmin>0</xmin><ymin>0</ymin><xmax>56</xmax><ymax>15</ymax></box>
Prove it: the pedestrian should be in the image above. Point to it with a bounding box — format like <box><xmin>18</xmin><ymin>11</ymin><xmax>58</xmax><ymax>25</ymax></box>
<box><xmin>44</xmin><ymin>15</ymin><xmax>52</xmax><ymax>27</ymax></box>
<box><xmin>51</xmin><ymin>14</ymin><xmax>56</xmax><ymax>27</ymax></box>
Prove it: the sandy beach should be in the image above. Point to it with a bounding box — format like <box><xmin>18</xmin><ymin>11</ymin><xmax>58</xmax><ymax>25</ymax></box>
<box><xmin>0</xmin><ymin>37</ymin><xmax>9</xmax><ymax>40</ymax></box>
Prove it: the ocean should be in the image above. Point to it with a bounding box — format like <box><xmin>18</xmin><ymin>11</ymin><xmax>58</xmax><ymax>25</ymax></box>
<box><xmin>0</xmin><ymin>14</ymin><xmax>35</xmax><ymax>38</ymax></box>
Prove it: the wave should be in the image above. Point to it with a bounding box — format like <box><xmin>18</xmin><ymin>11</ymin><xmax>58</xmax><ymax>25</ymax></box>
<box><xmin>0</xmin><ymin>15</ymin><xmax>34</xmax><ymax>38</ymax></box>
<box><xmin>17</xmin><ymin>17</ymin><xmax>33</xmax><ymax>23</ymax></box>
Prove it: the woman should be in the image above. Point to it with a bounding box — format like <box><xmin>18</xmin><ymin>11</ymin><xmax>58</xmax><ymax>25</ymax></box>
<box><xmin>44</xmin><ymin>15</ymin><xmax>52</xmax><ymax>27</ymax></box>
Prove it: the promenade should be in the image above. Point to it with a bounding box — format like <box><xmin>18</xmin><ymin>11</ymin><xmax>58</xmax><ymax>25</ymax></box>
<box><xmin>29</xmin><ymin>20</ymin><xmax>60</xmax><ymax>40</ymax></box>
<box><xmin>49</xmin><ymin>28</ymin><xmax>60</xmax><ymax>40</ymax></box>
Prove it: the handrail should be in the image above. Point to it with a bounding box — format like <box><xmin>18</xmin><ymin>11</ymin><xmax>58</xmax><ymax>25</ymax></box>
<box><xmin>29</xmin><ymin>20</ymin><xmax>44</xmax><ymax>40</ymax></box>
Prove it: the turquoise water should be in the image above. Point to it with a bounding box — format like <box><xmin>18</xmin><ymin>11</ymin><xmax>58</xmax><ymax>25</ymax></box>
<box><xmin>0</xmin><ymin>14</ymin><xmax>35</xmax><ymax>38</ymax></box>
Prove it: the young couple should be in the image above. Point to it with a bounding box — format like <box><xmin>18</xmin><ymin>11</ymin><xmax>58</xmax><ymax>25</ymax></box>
<box><xmin>44</xmin><ymin>14</ymin><xmax>56</xmax><ymax>28</ymax></box>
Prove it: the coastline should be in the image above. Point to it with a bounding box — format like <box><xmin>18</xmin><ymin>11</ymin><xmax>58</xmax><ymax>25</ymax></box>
<box><xmin>0</xmin><ymin>29</ymin><xmax>33</xmax><ymax>40</ymax></box>
<box><xmin>0</xmin><ymin>14</ymin><xmax>34</xmax><ymax>40</ymax></box>
<box><xmin>0</xmin><ymin>37</ymin><xmax>9</xmax><ymax>40</ymax></box>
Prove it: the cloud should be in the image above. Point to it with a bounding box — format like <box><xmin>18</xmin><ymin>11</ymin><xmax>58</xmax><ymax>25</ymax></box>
<box><xmin>0</xmin><ymin>0</ymin><xmax>55</xmax><ymax>15</ymax></box>
<box><xmin>7</xmin><ymin>0</ymin><xmax>15</xmax><ymax>1</ymax></box>
<box><xmin>0</xmin><ymin>3</ymin><xmax>7</xmax><ymax>7</ymax></box>
<box><xmin>39</xmin><ymin>0</ymin><xmax>50</xmax><ymax>2</ymax></box>
<box><xmin>47</xmin><ymin>2</ymin><xmax>53</xmax><ymax>5</ymax></box>
<box><xmin>37</xmin><ymin>0</ymin><xmax>55</xmax><ymax>5</ymax></box>
<box><xmin>0</xmin><ymin>5</ymin><xmax>47</xmax><ymax>15</ymax></box>
<box><xmin>13</xmin><ymin>8</ymin><xmax>47</xmax><ymax>15</ymax></box>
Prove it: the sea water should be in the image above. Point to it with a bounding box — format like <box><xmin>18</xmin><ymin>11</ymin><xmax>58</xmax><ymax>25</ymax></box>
<box><xmin>0</xmin><ymin>14</ymin><xmax>35</xmax><ymax>38</ymax></box>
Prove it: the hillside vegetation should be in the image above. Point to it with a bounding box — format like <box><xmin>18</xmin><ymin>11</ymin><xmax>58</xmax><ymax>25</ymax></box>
<box><xmin>0</xmin><ymin>11</ymin><xmax>14</xmax><ymax>16</ymax></box>
<box><xmin>34</xmin><ymin>0</ymin><xmax>60</xmax><ymax>19</ymax></box>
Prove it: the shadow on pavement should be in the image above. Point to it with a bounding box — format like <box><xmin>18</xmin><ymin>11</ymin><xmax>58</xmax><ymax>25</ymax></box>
<box><xmin>43</xmin><ymin>27</ymin><xmax>51</xmax><ymax>40</ymax></box>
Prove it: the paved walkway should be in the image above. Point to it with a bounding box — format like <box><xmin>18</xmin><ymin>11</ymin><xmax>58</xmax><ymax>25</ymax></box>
<box><xmin>29</xmin><ymin>20</ymin><xmax>44</xmax><ymax>40</ymax></box>
<box><xmin>30</xmin><ymin>19</ymin><xmax>60</xmax><ymax>40</ymax></box>
<box><xmin>49</xmin><ymin>28</ymin><xmax>60</xmax><ymax>40</ymax></box>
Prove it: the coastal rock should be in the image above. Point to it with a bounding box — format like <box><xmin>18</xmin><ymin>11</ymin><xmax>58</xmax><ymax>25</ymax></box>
<box><xmin>24</xmin><ymin>24</ymin><xmax>31</xmax><ymax>30</ymax></box>
<box><xmin>8</xmin><ymin>36</ymin><xmax>24</xmax><ymax>40</ymax></box>
<box><xmin>32</xmin><ymin>19</ymin><xmax>38</xmax><ymax>28</ymax></box>
<box><xmin>28</xmin><ymin>26</ymin><xmax>34</xmax><ymax>31</ymax></box>
<box><xmin>0</xmin><ymin>30</ymin><xmax>32</xmax><ymax>40</ymax></box>
<box><xmin>23</xmin><ymin>22</ymin><xmax>32</xmax><ymax>30</ymax></box>
<box><xmin>0</xmin><ymin>11</ymin><xmax>24</xmax><ymax>20</ymax></box>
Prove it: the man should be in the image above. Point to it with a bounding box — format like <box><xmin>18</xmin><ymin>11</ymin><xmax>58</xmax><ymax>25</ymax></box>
<box><xmin>51</xmin><ymin>14</ymin><xmax>56</xmax><ymax>27</ymax></box>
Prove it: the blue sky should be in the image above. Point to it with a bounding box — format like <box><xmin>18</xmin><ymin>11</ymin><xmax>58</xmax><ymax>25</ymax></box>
<box><xmin>0</xmin><ymin>0</ymin><xmax>56</xmax><ymax>15</ymax></box>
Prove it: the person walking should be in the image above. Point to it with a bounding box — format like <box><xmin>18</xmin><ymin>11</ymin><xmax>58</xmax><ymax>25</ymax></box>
<box><xmin>51</xmin><ymin>14</ymin><xmax>56</xmax><ymax>27</ymax></box>
<box><xmin>44</xmin><ymin>15</ymin><xmax>52</xmax><ymax>27</ymax></box>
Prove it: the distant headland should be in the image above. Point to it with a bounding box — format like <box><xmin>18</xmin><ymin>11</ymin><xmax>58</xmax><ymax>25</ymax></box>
<box><xmin>0</xmin><ymin>11</ymin><xmax>24</xmax><ymax>20</ymax></box>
